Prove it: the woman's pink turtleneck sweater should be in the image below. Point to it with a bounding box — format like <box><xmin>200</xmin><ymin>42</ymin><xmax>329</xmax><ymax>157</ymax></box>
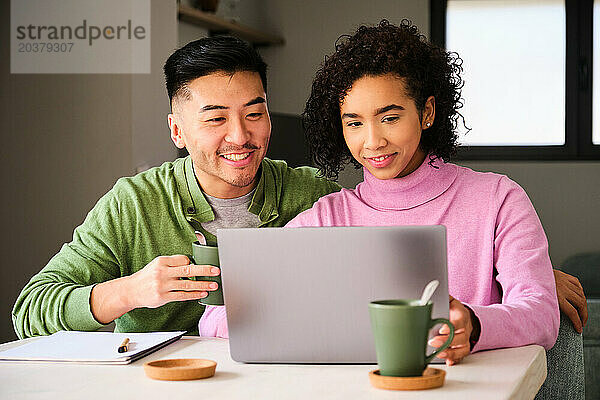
<box><xmin>200</xmin><ymin>158</ymin><xmax>559</xmax><ymax>352</ymax></box>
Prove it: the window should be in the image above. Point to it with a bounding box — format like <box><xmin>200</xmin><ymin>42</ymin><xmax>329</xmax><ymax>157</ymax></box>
<box><xmin>431</xmin><ymin>0</ymin><xmax>600</xmax><ymax>160</ymax></box>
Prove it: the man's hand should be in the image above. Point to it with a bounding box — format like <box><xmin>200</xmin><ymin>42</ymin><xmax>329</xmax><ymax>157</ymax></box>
<box><xmin>554</xmin><ymin>269</ymin><xmax>588</xmax><ymax>333</ymax></box>
<box><xmin>91</xmin><ymin>255</ymin><xmax>220</xmax><ymax>324</ymax></box>
<box><xmin>428</xmin><ymin>296</ymin><xmax>476</xmax><ymax>366</ymax></box>
<box><xmin>126</xmin><ymin>255</ymin><xmax>221</xmax><ymax>308</ymax></box>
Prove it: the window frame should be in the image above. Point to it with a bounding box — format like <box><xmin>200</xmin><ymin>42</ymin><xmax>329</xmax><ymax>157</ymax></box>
<box><xmin>430</xmin><ymin>0</ymin><xmax>599</xmax><ymax>160</ymax></box>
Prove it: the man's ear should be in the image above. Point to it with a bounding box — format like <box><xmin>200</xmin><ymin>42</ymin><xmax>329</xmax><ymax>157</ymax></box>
<box><xmin>422</xmin><ymin>96</ymin><xmax>436</xmax><ymax>130</ymax></box>
<box><xmin>168</xmin><ymin>113</ymin><xmax>186</xmax><ymax>149</ymax></box>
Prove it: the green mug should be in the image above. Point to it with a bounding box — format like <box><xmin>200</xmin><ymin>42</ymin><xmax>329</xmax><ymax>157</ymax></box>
<box><xmin>369</xmin><ymin>299</ymin><xmax>454</xmax><ymax>377</ymax></box>
<box><xmin>191</xmin><ymin>241</ymin><xmax>222</xmax><ymax>306</ymax></box>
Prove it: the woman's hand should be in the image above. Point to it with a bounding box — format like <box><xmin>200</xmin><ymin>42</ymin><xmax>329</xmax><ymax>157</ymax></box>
<box><xmin>554</xmin><ymin>269</ymin><xmax>588</xmax><ymax>333</ymax></box>
<box><xmin>428</xmin><ymin>295</ymin><xmax>479</xmax><ymax>366</ymax></box>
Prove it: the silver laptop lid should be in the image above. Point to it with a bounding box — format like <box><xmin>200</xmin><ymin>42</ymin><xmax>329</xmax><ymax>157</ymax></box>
<box><xmin>218</xmin><ymin>226</ymin><xmax>449</xmax><ymax>363</ymax></box>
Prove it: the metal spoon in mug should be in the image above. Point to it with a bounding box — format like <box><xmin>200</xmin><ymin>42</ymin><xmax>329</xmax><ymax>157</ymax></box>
<box><xmin>194</xmin><ymin>231</ymin><xmax>207</xmax><ymax>246</ymax></box>
<box><xmin>419</xmin><ymin>280</ymin><xmax>440</xmax><ymax>305</ymax></box>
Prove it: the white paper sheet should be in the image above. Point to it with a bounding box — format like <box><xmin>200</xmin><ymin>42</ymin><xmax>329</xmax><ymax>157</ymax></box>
<box><xmin>0</xmin><ymin>330</ymin><xmax>185</xmax><ymax>364</ymax></box>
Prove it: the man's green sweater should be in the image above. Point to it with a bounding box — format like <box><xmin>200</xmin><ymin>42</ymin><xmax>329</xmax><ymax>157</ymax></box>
<box><xmin>13</xmin><ymin>157</ymin><xmax>340</xmax><ymax>338</ymax></box>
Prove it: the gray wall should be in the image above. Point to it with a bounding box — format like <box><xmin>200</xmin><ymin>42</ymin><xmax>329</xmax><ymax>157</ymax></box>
<box><xmin>337</xmin><ymin>161</ymin><xmax>600</xmax><ymax>266</ymax></box>
<box><xmin>132</xmin><ymin>4</ymin><xmax>178</xmax><ymax>173</ymax></box>
<box><xmin>259</xmin><ymin>0</ymin><xmax>429</xmax><ymax>115</ymax></box>
<box><xmin>461</xmin><ymin>162</ymin><xmax>600</xmax><ymax>266</ymax></box>
<box><xmin>179</xmin><ymin>0</ymin><xmax>429</xmax><ymax>115</ymax></box>
<box><xmin>0</xmin><ymin>0</ymin><xmax>177</xmax><ymax>342</ymax></box>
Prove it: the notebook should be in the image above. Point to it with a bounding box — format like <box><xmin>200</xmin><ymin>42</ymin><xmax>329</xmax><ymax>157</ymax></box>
<box><xmin>0</xmin><ymin>330</ymin><xmax>185</xmax><ymax>364</ymax></box>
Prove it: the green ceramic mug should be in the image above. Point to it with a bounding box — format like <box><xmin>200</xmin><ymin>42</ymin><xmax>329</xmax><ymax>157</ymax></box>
<box><xmin>369</xmin><ymin>299</ymin><xmax>455</xmax><ymax>377</ymax></box>
<box><xmin>191</xmin><ymin>241</ymin><xmax>222</xmax><ymax>306</ymax></box>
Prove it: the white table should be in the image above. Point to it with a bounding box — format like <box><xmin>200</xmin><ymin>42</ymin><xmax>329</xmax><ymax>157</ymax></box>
<box><xmin>0</xmin><ymin>336</ymin><xmax>546</xmax><ymax>400</ymax></box>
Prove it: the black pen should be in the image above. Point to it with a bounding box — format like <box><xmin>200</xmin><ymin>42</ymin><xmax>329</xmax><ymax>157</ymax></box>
<box><xmin>118</xmin><ymin>338</ymin><xmax>130</xmax><ymax>353</ymax></box>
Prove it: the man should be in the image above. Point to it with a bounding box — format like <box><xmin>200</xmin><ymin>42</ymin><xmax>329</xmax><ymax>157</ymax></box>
<box><xmin>12</xmin><ymin>36</ymin><xmax>339</xmax><ymax>338</ymax></box>
<box><xmin>13</xmin><ymin>36</ymin><xmax>587</xmax><ymax>338</ymax></box>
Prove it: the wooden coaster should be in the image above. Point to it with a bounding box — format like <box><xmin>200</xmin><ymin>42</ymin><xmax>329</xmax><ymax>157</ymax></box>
<box><xmin>369</xmin><ymin>367</ymin><xmax>446</xmax><ymax>390</ymax></box>
<box><xmin>144</xmin><ymin>359</ymin><xmax>217</xmax><ymax>381</ymax></box>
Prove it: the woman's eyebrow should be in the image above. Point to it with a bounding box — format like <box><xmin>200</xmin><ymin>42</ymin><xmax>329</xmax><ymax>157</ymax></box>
<box><xmin>341</xmin><ymin>112</ymin><xmax>359</xmax><ymax>119</ymax></box>
<box><xmin>375</xmin><ymin>104</ymin><xmax>404</xmax><ymax>115</ymax></box>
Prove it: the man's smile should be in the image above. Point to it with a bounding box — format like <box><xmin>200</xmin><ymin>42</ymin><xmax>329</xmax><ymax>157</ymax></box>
<box><xmin>219</xmin><ymin>150</ymin><xmax>257</xmax><ymax>167</ymax></box>
<box><xmin>221</xmin><ymin>152</ymin><xmax>252</xmax><ymax>161</ymax></box>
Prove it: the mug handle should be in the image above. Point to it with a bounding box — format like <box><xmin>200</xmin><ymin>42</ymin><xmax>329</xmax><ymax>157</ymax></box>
<box><xmin>184</xmin><ymin>255</ymin><xmax>196</xmax><ymax>280</ymax></box>
<box><xmin>425</xmin><ymin>318</ymin><xmax>455</xmax><ymax>364</ymax></box>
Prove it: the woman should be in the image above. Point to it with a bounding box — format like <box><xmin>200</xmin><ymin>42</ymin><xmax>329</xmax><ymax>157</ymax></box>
<box><xmin>200</xmin><ymin>21</ymin><xmax>587</xmax><ymax>365</ymax></box>
<box><xmin>289</xmin><ymin>20</ymin><xmax>558</xmax><ymax>365</ymax></box>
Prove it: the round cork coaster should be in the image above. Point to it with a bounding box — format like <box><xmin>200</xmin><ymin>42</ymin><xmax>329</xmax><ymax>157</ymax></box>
<box><xmin>144</xmin><ymin>359</ymin><xmax>217</xmax><ymax>381</ymax></box>
<box><xmin>369</xmin><ymin>367</ymin><xmax>446</xmax><ymax>390</ymax></box>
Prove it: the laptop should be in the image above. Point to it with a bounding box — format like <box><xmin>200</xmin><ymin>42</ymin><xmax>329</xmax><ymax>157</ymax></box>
<box><xmin>217</xmin><ymin>225</ymin><xmax>449</xmax><ymax>363</ymax></box>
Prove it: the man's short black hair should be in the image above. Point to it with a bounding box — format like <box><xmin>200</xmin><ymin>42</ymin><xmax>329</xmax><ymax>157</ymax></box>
<box><xmin>163</xmin><ymin>36</ymin><xmax>267</xmax><ymax>106</ymax></box>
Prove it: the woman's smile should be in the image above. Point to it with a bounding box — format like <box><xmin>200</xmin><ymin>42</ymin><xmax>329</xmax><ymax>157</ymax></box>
<box><xmin>364</xmin><ymin>152</ymin><xmax>397</xmax><ymax>168</ymax></box>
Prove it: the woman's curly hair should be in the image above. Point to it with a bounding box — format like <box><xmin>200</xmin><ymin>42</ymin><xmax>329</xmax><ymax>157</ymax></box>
<box><xmin>303</xmin><ymin>19</ymin><xmax>467</xmax><ymax>180</ymax></box>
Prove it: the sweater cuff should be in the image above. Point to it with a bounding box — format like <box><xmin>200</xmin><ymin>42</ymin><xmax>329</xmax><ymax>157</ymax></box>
<box><xmin>461</xmin><ymin>302</ymin><xmax>488</xmax><ymax>353</ymax></box>
<box><xmin>63</xmin><ymin>285</ymin><xmax>109</xmax><ymax>331</ymax></box>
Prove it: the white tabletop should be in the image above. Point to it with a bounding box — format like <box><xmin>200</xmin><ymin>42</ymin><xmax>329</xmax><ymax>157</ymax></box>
<box><xmin>0</xmin><ymin>336</ymin><xmax>546</xmax><ymax>400</ymax></box>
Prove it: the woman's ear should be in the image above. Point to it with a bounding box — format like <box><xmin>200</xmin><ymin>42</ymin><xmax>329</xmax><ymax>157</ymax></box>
<box><xmin>422</xmin><ymin>96</ymin><xmax>436</xmax><ymax>130</ymax></box>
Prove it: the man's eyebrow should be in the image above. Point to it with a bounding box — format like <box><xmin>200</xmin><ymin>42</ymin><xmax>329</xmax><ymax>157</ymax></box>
<box><xmin>375</xmin><ymin>104</ymin><xmax>405</xmax><ymax>115</ymax></box>
<box><xmin>199</xmin><ymin>105</ymin><xmax>228</xmax><ymax>113</ymax></box>
<box><xmin>341</xmin><ymin>112</ymin><xmax>359</xmax><ymax>119</ymax></box>
<box><xmin>198</xmin><ymin>97</ymin><xmax>265</xmax><ymax>113</ymax></box>
<box><xmin>244</xmin><ymin>97</ymin><xmax>266</xmax><ymax>107</ymax></box>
